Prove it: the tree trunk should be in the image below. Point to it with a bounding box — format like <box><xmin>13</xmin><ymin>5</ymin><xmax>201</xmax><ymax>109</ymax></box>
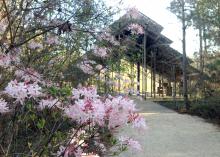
<box><xmin>182</xmin><ymin>2</ymin><xmax>190</xmax><ymax>110</ymax></box>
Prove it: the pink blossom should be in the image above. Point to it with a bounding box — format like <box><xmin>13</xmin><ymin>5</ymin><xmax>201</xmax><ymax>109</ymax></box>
<box><xmin>93</xmin><ymin>46</ymin><xmax>108</xmax><ymax>58</ymax></box>
<box><xmin>63</xmin><ymin>146</ymin><xmax>83</xmax><ymax>157</ymax></box>
<box><xmin>15</xmin><ymin>68</ymin><xmax>42</xmax><ymax>83</ymax></box>
<box><xmin>66</xmin><ymin>87</ymin><xmax>105</xmax><ymax>126</ymax></box>
<box><xmin>101</xmin><ymin>68</ymin><xmax>107</xmax><ymax>73</ymax></box>
<box><xmin>28</xmin><ymin>41</ymin><xmax>43</xmax><ymax>49</ymax></box>
<box><xmin>126</xmin><ymin>8</ymin><xmax>140</xmax><ymax>19</ymax></box>
<box><xmin>73</xmin><ymin>147</ymin><xmax>83</xmax><ymax>157</ymax></box>
<box><xmin>26</xmin><ymin>83</ymin><xmax>42</xmax><ymax>98</ymax></box>
<box><xmin>119</xmin><ymin>136</ymin><xmax>142</xmax><ymax>151</ymax></box>
<box><xmin>0</xmin><ymin>53</ymin><xmax>19</xmax><ymax>68</ymax></box>
<box><xmin>128</xmin><ymin>23</ymin><xmax>144</xmax><ymax>35</ymax></box>
<box><xmin>65</xmin><ymin>98</ymin><xmax>105</xmax><ymax>126</ymax></box>
<box><xmin>95</xmin><ymin>64</ymin><xmax>103</xmax><ymax>70</ymax></box>
<box><xmin>72</xmin><ymin>87</ymin><xmax>98</xmax><ymax>100</ymax></box>
<box><xmin>45</xmin><ymin>36</ymin><xmax>59</xmax><ymax>45</ymax></box>
<box><xmin>127</xmin><ymin>138</ymin><xmax>142</xmax><ymax>151</ymax></box>
<box><xmin>56</xmin><ymin>146</ymin><xmax>66</xmax><ymax>157</ymax></box>
<box><xmin>4</xmin><ymin>80</ymin><xmax>42</xmax><ymax>103</ymax></box>
<box><xmin>104</xmin><ymin>96</ymin><xmax>137</xmax><ymax>129</ymax></box>
<box><xmin>131</xmin><ymin>115</ymin><xmax>147</xmax><ymax>131</ymax></box>
<box><xmin>77</xmin><ymin>62</ymin><xmax>95</xmax><ymax>75</ymax></box>
<box><xmin>0</xmin><ymin>54</ymin><xmax>11</xmax><ymax>67</ymax></box>
<box><xmin>94</xmin><ymin>141</ymin><xmax>106</xmax><ymax>152</ymax></box>
<box><xmin>0</xmin><ymin>98</ymin><xmax>10</xmax><ymax>113</ymax></box>
<box><xmin>99</xmin><ymin>32</ymin><xmax>119</xmax><ymax>46</ymax></box>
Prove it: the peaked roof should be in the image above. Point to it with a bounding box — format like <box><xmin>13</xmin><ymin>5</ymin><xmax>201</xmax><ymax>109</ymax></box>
<box><xmin>110</xmin><ymin>9</ymin><xmax>196</xmax><ymax>80</ymax></box>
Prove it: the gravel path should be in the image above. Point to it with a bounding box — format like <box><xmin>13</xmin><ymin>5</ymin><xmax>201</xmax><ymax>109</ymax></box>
<box><xmin>118</xmin><ymin>98</ymin><xmax>220</xmax><ymax>157</ymax></box>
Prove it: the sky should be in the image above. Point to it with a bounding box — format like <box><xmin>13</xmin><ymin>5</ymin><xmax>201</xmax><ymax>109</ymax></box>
<box><xmin>106</xmin><ymin>0</ymin><xmax>199</xmax><ymax>58</ymax></box>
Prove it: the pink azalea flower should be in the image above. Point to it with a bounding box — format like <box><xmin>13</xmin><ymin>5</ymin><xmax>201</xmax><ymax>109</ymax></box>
<box><xmin>0</xmin><ymin>98</ymin><xmax>10</xmax><ymax>113</ymax></box>
<box><xmin>131</xmin><ymin>115</ymin><xmax>147</xmax><ymax>131</ymax></box>
<box><xmin>95</xmin><ymin>64</ymin><xmax>103</xmax><ymax>70</ymax></box>
<box><xmin>119</xmin><ymin>136</ymin><xmax>142</xmax><ymax>151</ymax></box>
<box><xmin>127</xmin><ymin>138</ymin><xmax>142</xmax><ymax>151</ymax></box>
<box><xmin>72</xmin><ymin>87</ymin><xmax>98</xmax><ymax>99</ymax></box>
<box><xmin>38</xmin><ymin>98</ymin><xmax>60</xmax><ymax>110</ymax></box>
<box><xmin>0</xmin><ymin>54</ymin><xmax>11</xmax><ymax>67</ymax></box>
<box><xmin>99</xmin><ymin>32</ymin><xmax>119</xmax><ymax>46</ymax></box>
<box><xmin>65</xmin><ymin>98</ymin><xmax>105</xmax><ymax>126</ymax></box>
<box><xmin>126</xmin><ymin>7</ymin><xmax>140</xmax><ymax>19</ymax></box>
<box><xmin>104</xmin><ymin>96</ymin><xmax>137</xmax><ymax>129</ymax></box>
<box><xmin>15</xmin><ymin>68</ymin><xmax>42</xmax><ymax>83</ymax></box>
<box><xmin>77</xmin><ymin>62</ymin><xmax>95</xmax><ymax>75</ymax></box>
<box><xmin>4</xmin><ymin>80</ymin><xmax>42</xmax><ymax>103</ymax></box>
<box><xmin>93</xmin><ymin>46</ymin><xmax>108</xmax><ymax>58</ymax></box>
<box><xmin>128</xmin><ymin>23</ymin><xmax>144</xmax><ymax>35</ymax></box>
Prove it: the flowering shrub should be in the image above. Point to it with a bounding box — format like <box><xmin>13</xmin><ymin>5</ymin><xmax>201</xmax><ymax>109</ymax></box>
<box><xmin>0</xmin><ymin>81</ymin><xmax>146</xmax><ymax>156</ymax></box>
<box><xmin>0</xmin><ymin>0</ymin><xmax>147</xmax><ymax>156</ymax></box>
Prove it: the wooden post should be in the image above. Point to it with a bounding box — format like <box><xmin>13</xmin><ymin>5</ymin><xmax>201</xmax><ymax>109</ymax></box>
<box><xmin>153</xmin><ymin>50</ymin><xmax>156</xmax><ymax>98</ymax></box>
<box><xmin>111</xmin><ymin>64</ymin><xmax>114</xmax><ymax>93</ymax></box>
<box><xmin>118</xmin><ymin>60</ymin><xmax>121</xmax><ymax>94</ymax></box>
<box><xmin>137</xmin><ymin>62</ymin><xmax>140</xmax><ymax>95</ymax></box>
<box><xmin>131</xmin><ymin>63</ymin><xmax>134</xmax><ymax>94</ymax></box>
<box><xmin>143</xmin><ymin>30</ymin><xmax>147</xmax><ymax>99</ymax></box>
<box><xmin>172</xmin><ymin>65</ymin><xmax>177</xmax><ymax>109</ymax></box>
<box><xmin>142</xmin><ymin>49</ymin><xmax>144</xmax><ymax>97</ymax></box>
<box><xmin>151</xmin><ymin>51</ymin><xmax>153</xmax><ymax>97</ymax></box>
<box><xmin>162</xmin><ymin>67</ymin><xmax>164</xmax><ymax>97</ymax></box>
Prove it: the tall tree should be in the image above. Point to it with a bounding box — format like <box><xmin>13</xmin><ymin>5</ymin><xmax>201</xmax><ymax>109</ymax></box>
<box><xmin>189</xmin><ymin>0</ymin><xmax>220</xmax><ymax>96</ymax></box>
<box><xmin>169</xmin><ymin>0</ymin><xmax>193</xmax><ymax>110</ymax></box>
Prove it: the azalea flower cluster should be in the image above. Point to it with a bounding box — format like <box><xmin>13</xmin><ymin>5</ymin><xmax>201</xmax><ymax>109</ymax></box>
<box><xmin>15</xmin><ymin>68</ymin><xmax>42</xmax><ymax>83</ymax></box>
<box><xmin>98</xmin><ymin>31</ymin><xmax>120</xmax><ymax>46</ymax></box>
<box><xmin>77</xmin><ymin>60</ymin><xmax>96</xmax><ymax>75</ymax></box>
<box><xmin>62</xmin><ymin>86</ymin><xmax>146</xmax><ymax>156</ymax></box>
<box><xmin>93</xmin><ymin>46</ymin><xmax>109</xmax><ymax>58</ymax></box>
<box><xmin>0</xmin><ymin>53</ymin><xmax>20</xmax><ymax>68</ymax></box>
<box><xmin>0</xmin><ymin>98</ymin><xmax>9</xmax><ymax>113</ymax></box>
<box><xmin>126</xmin><ymin>8</ymin><xmax>140</xmax><ymax>19</ymax></box>
<box><xmin>77</xmin><ymin>58</ymin><xmax>105</xmax><ymax>75</ymax></box>
<box><xmin>4</xmin><ymin>80</ymin><xmax>42</xmax><ymax>103</ymax></box>
<box><xmin>0</xmin><ymin>65</ymin><xmax>147</xmax><ymax>156</ymax></box>
<box><xmin>128</xmin><ymin>23</ymin><xmax>145</xmax><ymax>35</ymax></box>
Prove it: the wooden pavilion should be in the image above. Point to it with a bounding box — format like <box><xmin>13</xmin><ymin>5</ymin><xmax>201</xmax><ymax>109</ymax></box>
<box><xmin>108</xmin><ymin>9</ymin><xmax>198</xmax><ymax>100</ymax></box>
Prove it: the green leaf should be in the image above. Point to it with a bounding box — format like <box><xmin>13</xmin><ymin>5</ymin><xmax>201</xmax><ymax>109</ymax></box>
<box><xmin>37</xmin><ymin>118</ymin><xmax>46</xmax><ymax>129</ymax></box>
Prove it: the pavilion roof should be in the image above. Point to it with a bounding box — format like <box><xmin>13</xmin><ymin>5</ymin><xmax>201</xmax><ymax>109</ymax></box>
<box><xmin>111</xmin><ymin>9</ymin><xmax>196</xmax><ymax>80</ymax></box>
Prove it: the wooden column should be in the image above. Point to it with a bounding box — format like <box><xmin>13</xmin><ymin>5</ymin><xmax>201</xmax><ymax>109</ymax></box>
<box><xmin>111</xmin><ymin>64</ymin><xmax>114</xmax><ymax>93</ymax></box>
<box><xmin>153</xmin><ymin>50</ymin><xmax>156</xmax><ymax>98</ymax></box>
<box><xmin>162</xmin><ymin>67</ymin><xmax>164</xmax><ymax>97</ymax></box>
<box><xmin>143</xmin><ymin>30</ymin><xmax>147</xmax><ymax>99</ymax></box>
<box><xmin>137</xmin><ymin>62</ymin><xmax>140</xmax><ymax>95</ymax></box>
<box><xmin>151</xmin><ymin>51</ymin><xmax>153</xmax><ymax>97</ymax></box>
<box><xmin>118</xmin><ymin>60</ymin><xmax>121</xmax><ymax>94</ymax></box>
<box><xmin>172</xmin><ymin>65</ymin><xmax>177</xmax><ymax>108</ymax></box>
